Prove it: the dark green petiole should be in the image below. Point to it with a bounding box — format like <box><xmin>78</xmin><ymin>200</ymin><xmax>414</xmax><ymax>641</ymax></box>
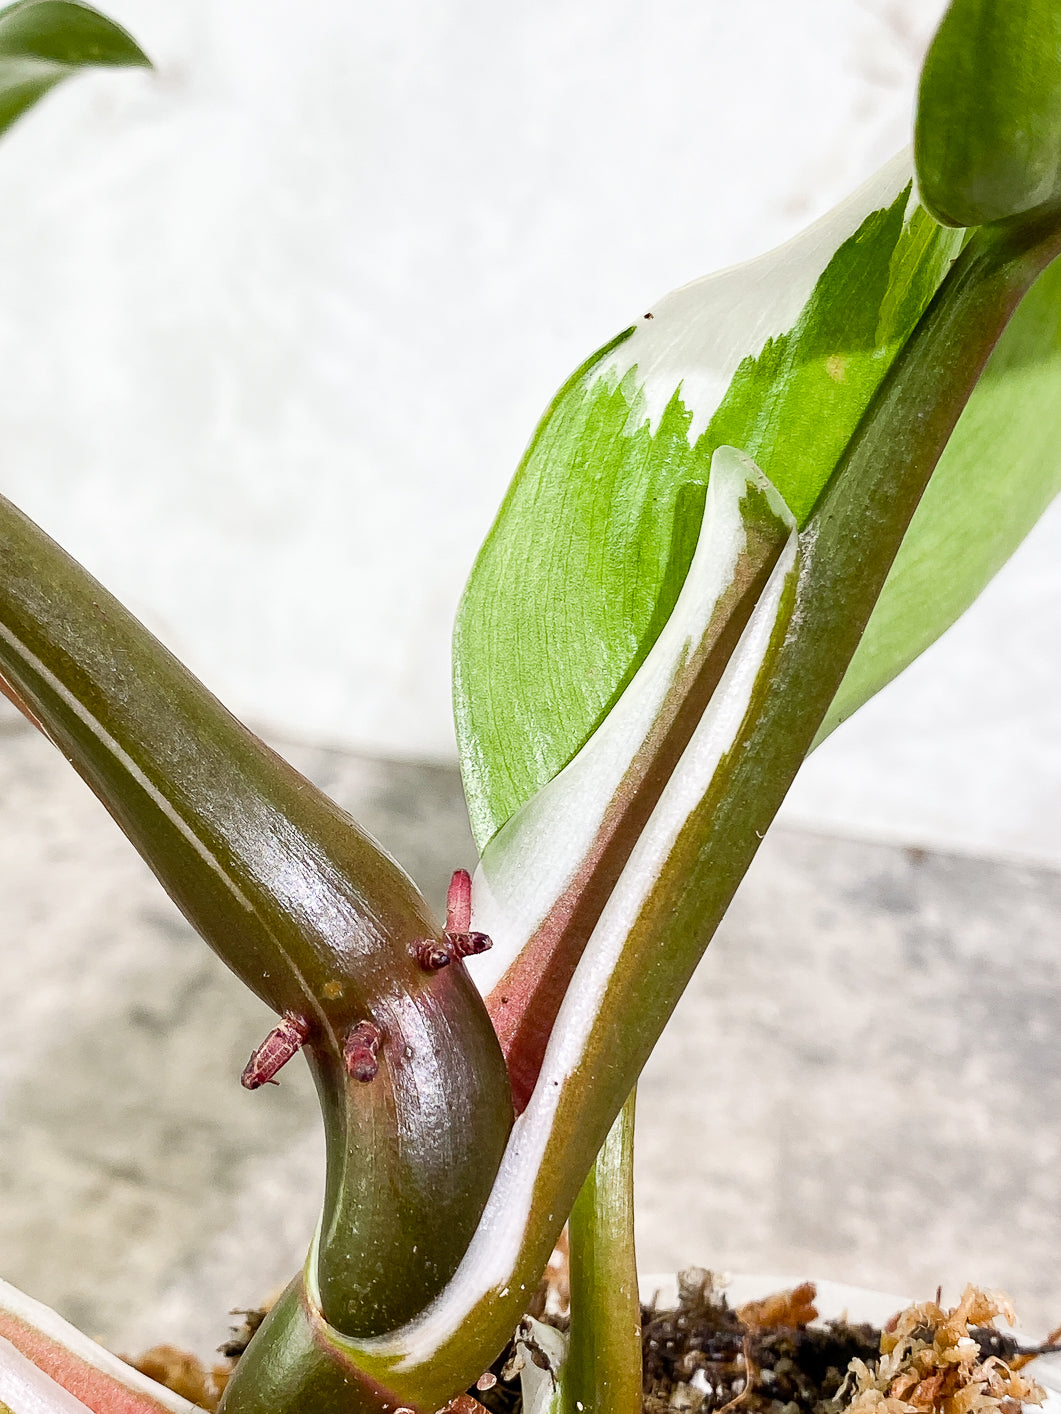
<box><xmin>0</xmin><ymin>494</ymin><xmax>513</xmax><ymax>1398</ymax></box>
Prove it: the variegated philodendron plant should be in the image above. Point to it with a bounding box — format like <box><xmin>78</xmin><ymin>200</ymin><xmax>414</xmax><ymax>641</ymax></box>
<box><xmin>1</xmin><ymin>1</ymin><xmax>1060</xmax><ymax>1412</ymax></box>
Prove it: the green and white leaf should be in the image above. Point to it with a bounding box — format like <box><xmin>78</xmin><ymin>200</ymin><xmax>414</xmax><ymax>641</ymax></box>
<box><xmin>443</xmin><ymin>99</ymin><xmax>1061</xmax><ymax>1403</ymax></box>
<box><xmin>331</xmin><ymin>192</ymin><xmax>1061</xmax><ymax>1401</ymax></box>
<box><xmin>457</xmin><ymin>146</ymin><xmax>1061</xmax><ymax>846</ymax></box>
<box><xmin>454</xmin><ymin>152</ymin><xmax>964</xmax><ymax>850</ymax></box>
<box><xmin>0</xmin><ymin>0</ymin><xmax>150</xmax><ymax>137</ymax></box>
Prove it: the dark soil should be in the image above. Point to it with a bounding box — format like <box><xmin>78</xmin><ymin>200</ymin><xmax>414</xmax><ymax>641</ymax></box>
<box><xmin>469</xmin><ymin>1271</ymin><xmax>1057</xmax><ymax>1414</ymax></box>
<box><xmin>640</xmin><ymin>1283</ymin><xmax>883</xmax><ymax>1414</ymax></box>
<box><xmin>473</xmin><ymin>1271</ymin><xmax>880</xmax><ymax>1414</ymax></box>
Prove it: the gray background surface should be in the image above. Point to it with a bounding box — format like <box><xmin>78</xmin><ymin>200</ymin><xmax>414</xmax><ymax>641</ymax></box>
<box><xmin>1</xmin><ymin>698</ymin><xmax>1058</xmax><ymax>1359</ymax></box>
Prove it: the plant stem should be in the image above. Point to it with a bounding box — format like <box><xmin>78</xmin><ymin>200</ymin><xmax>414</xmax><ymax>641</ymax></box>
<box><xmin>331</xmin><ymin>204</ymin><xmax>1061</xmax><ymax>1414</ymax></box>
<box><xmin>562</xmin><ymin>1089</ymin><xmax>641</xmax><ymax>1414</ymax></box>
<box><xmin>0</xmin><ymin>495</ymin><xmax>513</xmax><ymax>1342</ymax></box>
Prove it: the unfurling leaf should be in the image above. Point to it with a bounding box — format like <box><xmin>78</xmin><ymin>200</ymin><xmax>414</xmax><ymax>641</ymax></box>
<box><xmin>470</xmin><ymin>448</ymin><xmax>796</xmax><ymax>1108</ymax></box>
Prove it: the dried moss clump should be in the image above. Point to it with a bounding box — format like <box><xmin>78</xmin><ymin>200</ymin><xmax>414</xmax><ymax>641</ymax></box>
<box><xmin>841</xmin><ymin>1286</ymin><xmax>1046</xmax><ymax>1414</ymax></box>
<box><xmin>639</xmin><ymin>1273</ymin><xmax>1055</xmax><ymax>1414</ymax></box>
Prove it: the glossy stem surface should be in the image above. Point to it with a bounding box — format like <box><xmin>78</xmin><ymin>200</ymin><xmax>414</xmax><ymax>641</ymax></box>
<box><xmin>220</xmin><ymin>1280</ymin><xmax>420</xmax><ymax>1414</ymax></box>
<box><xmin>0</xmin><ymin>502</ymin><xmax>513</xmax><ymax>1340</ymax></box>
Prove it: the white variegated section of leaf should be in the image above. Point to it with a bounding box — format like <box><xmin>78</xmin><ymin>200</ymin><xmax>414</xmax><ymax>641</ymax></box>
<box><xmin>360</xmin><ymin>518</ymin><xmax>799</xmax><ymax>1367</ymax></box>
<box><xmin>467</xmin><ymin>445</ymin><xmax>795</xmax><ymax>997</ymax></box>
<box><xmin>0</xmin><ymin>1335</ymin><xmax>94</xmax><ymax>1413</ymax></box>
<box><xmin>595</xmin><ymin>150</ymin><xmax>914</xmax><ymax>439</ymax></box>
<box><xmin>0</xmin><ymin>1276</ymin><xmax>198</xmax><ymax>1414</ymax></box>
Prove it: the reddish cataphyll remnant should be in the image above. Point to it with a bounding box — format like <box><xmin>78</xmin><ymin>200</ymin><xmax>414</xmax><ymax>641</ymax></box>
<box><xmin>446</xmin><ymin>867</ymin><xmax>473</xmax><ymax>934</ymax></box>
<box><xmin>344</xmin><ymin>1020</ymin><xmax>382</xmax><ymax>1083</ymax></box>
<box><xmin>411</xmin><ymin>869</ymin><xmax>494</xmax><ymax>971</ymax></box>
<box><xmin>446</xmin><ymin>866</ymin><xmax>493</xmax><ymax>959</ymax></box>
<box><xmin>413</xmin><ymin>938</ymin><xmax>454</xmax><ymax>972</ymax></box>
<box><xmin>449</xmin><ymin>930</ymin><xmax>493</xmax><ymax>958</ymax></box>
<box><xmin>240</xmin><ymin>1012</ymin><xmax>312</xmax><ymax>1090</ymax></box>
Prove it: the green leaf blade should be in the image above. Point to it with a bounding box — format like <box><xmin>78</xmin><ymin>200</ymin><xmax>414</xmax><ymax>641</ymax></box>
<box><xmin>821</xmin><ymin>250</ymin><xmax>1061</xmax><ymax>742</ymax></box>
<box><xmin>436</xmin><ymin>180</ymin><xmax>1061</xmax><ymax>1413</ymax></box>
<box><xmin>704</xmin><ymin>199</ymin><xmax>964</xmax><ymax>524</ymax></box>
<box><xmin>0</xmin><ymin>0</ymin><xmax>149</xmax><ymax>137</ymax></box>
<box><xmin>916</xmin><ymin>0</ymin><xmax>1061</xmax><ymax>227</ymax></box>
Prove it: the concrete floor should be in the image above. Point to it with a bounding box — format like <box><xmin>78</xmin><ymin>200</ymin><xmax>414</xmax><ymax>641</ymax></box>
<box><xmin>0</xmin><ymin>698</ymin><xmax>1059</xmax><ymax>1362</ymax></box>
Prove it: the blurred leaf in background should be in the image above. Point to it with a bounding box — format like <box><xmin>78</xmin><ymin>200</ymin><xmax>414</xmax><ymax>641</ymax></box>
<box><xmin>0</xmin><ymin>0</ymin><xmax>149</xmax><ymax>138</ymax></box>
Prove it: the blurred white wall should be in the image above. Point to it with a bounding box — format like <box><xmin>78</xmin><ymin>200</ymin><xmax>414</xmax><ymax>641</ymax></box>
<box><xmin>0</xmin><ymin>0</ymin><xmax>1058</xmax><ymax>864</ymax></box>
